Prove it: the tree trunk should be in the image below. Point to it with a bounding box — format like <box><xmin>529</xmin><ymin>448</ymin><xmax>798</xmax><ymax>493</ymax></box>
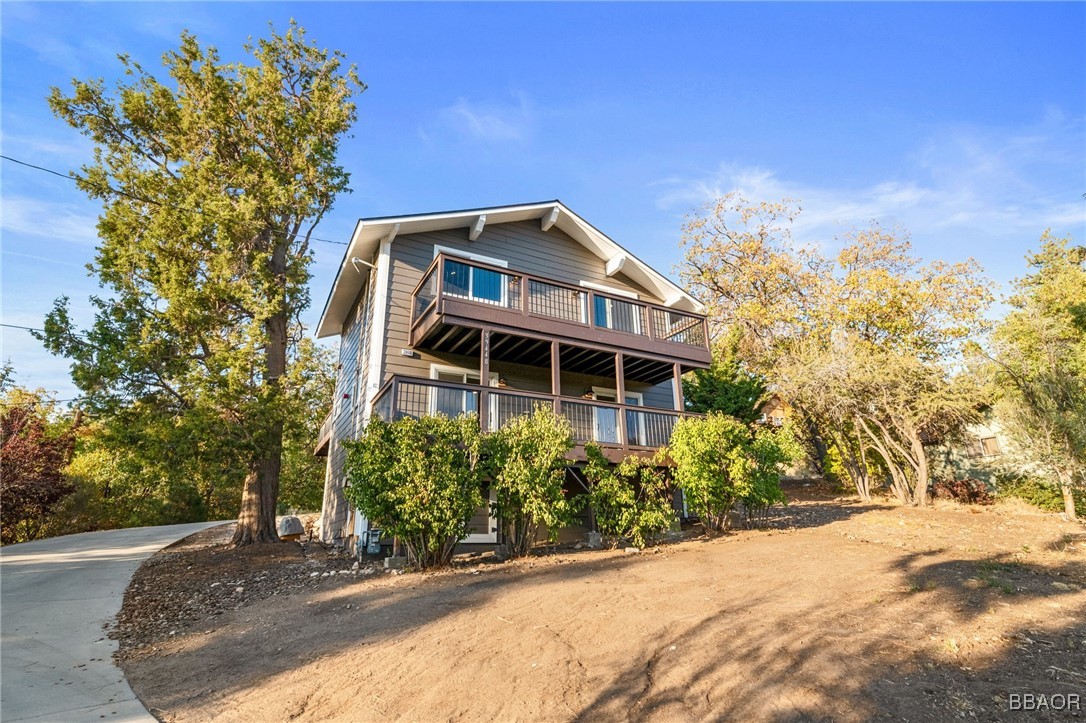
<box><xmin>908</xmin><ymin>430</ymin><xmax>929</xmax><ymax>507</ymax></box>
<box><xmin>1059</xmin><ymin>471</ymin><xmax>1078</xmax><ymax>519</ymax></box>
<box><xmin>232</xmin><ymin>233</ymin><xmax>289</xmax><ymax>546</ymax></box>
<box><xmin>1061</xmin><ymin>486</ymin><xmax>1077</xmax><ymax>519</ymax></box>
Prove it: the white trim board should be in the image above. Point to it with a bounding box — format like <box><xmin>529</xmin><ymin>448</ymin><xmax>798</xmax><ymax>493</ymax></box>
<box><xmin>433</xmin><ymin>244</ymin><xmax>508</xmax><ymax>268</ymax></box>
<box><xmin>580</xmin><ymin>280</ymin><xmax>639</xmax><ymax>299</ymax></box>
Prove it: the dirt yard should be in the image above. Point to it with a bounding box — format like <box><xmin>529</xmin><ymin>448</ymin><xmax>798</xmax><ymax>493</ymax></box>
<box><xmin>115</xmin><ymin>484</ymin><xmax>1086</xmax><ymax>721</ymax></box>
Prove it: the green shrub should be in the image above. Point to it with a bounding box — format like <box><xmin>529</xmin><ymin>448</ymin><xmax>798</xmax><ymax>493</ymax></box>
<box><xmin>744</xmin><ymin>424</ymin><xmax>800</xmax><ymax>524</ymax></box>
<box><xmin>997</xmin><ymin>473</ymin><xmax>1086</xmax><ymax>515</ymax></box>
<box><xmin>344</xmin><ymin>414</ymin><xmax>484</xmax><ymax>569</ymax></box>
<box><xmin>583</xmin><ymin>445</ymin><xmax>675</xmax><ymax>548</ymax></box>
<box><xmin>485</xmin><ymin>405</ymin><xmax>577</xmax><ymax>557</ymax></box>
<box><xmin>669</xmin><ymin>413</ymin><xmax>797</xmax><ymax>532</ymax></box>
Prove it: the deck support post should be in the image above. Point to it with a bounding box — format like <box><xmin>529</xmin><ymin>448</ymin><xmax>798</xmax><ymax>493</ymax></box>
<box><xmin>672</xmin><ymin>362</ymin><xmax>684</xmax><ymax>412</ymax></box>
<box><xmin>550</xmin><ymin>340</ymin><xmax>561</xmax><ymax>416</ymax></box>
<box><xmin>480</xmin><ymin>328</ymin><xmax>491</xmax><ymax>432</ymax></box>
<box><xmin>615</xmin><ymin>353</ymin><xmax>627</xmax><ymax>446</ymax></box>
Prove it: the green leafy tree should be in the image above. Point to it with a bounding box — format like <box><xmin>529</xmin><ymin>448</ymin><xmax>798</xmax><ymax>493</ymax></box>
<box><xmin>344</xmin><ymin>415</ymin><xmax>484</xmax><ymax>569</ymax></box>
<box><xmin>583</xmin><ymin>445</ymin><xmax>675</xmax><ymax>548</ymax></box>
<box><xmin>744</xmin><ymin>424</ymin><xmax>801</xmax><ymax>524</ymax></box>
<box><xmin>683</xmin><ymin>329</ymin><xmax>767</xmax><ymax>422</ymax></box>
<box><xmin>669</xmin><ymin>413</ymin><xmax>796</xmax><ymax>532</ymax></box>
<box><xmin>40</xmin><ymin>24</ymin><xmax>363</xmax><ymax>544</ymax></box>
<box><xmin>485</xmin><ymin>405</ymin><xmax>577</xmax><ymax>557</ymax></box>
<box><xmin>989</xmin><ymin>233</ymin><xmax>1086</xmax><ymax>518</ymax></box>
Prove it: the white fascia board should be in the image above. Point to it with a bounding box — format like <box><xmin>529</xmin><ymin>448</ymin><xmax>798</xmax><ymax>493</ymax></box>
<box><xmin>361</xmin><ymin>237</ymin><xmax>393</xmax><ymax>422</ymax></box>
<box><xmin>316</xmin><ymin>219</ymin><xmax>373</xmax><ymax>338</ymax></box>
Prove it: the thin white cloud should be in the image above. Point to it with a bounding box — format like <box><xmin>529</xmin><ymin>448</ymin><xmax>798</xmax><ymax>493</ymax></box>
<box><xmin>1</xmin><ymin>197</ymin><xmax>100</xmax><ymax>246</ymax></box>
<box><xmin>655</xmin><ymin>116</ymin><xmax>1085</xmax><ymax>253</ymax></box>
<box><xmin>436</xmin><ymin>92</ymin><xmax>534</xmax><ymax>143</ymax></box>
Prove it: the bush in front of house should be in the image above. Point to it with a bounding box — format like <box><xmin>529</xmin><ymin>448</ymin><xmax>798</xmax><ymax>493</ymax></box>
<box><xmin>995</xmin><ymin>473</ymin><xmax>1086</xmax><ymax>516</ymax></box>
<box><xmin>484</xmin><ymin>405</ymin><xmax>577</xmax><ymax>557</ymax></box>
<box><xmin>343</xmin><ymin>414</ymin><xmax>484</xmax><ymax>569</ymax></box>
<box><xmin>583</xmin><ymin>444</ymin><xmax>675</xmax><ymax>549</ymax></box>
<box><xmin>669</xmin><ymin>413</ymin><xmax>797</xmax><ymax>532</ymax></box>
<box><xmin>931</xmin><ymin>478</ymin><xmax>994</xmax><ymax>505</ymax></box>
<box><xmin>744</xmin><ymin>423</ymin><xmax>801</xmax><ymax>525</ymax></box>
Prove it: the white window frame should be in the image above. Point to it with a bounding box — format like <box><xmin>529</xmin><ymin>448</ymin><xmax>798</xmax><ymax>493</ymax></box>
<box><xmin>435</xmin><ymin>246</ymin><xmax>511</xmax><ymax>307</ymax></box>
<box><xmin>430</xmin><ymin>363</ymin><xmax>500</xmax><ymax>387</ymax></box>
<box><xmin>580</xmin><ymin>280</ymin><xmax>638</xmax><ymax>299</ymax></box>
<box><xmin>591</xmin><ymin>386</ymin><xmax>643</xmax><ymax>406</ymax></box>
<box><xmin>433</xmin><ymin>244</ymin><xmax>508</xmax><ymax>268</ymax></box>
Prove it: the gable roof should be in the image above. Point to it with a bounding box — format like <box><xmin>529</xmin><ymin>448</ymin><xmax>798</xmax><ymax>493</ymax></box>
<box><xmin>316</xmin><ymin>200</ymin><xmax>704</xmax><ymax>338</ymax></box>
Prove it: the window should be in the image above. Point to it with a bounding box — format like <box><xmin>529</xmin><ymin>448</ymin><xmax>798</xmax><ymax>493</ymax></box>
<box><xmin>428</xmin><ymin>365</ymin><xmax>497</xmax><ymax>418</ymax></box>
<box><xmin>591</xmin><ymin>387</ymin><xmax>642</xmax><ymax>445</ymax></box>
<box><xmin>592</xmin><ymin>296</ymin><xmax>645</xmax><ymax>335</ymax></box>
<box><xmin>965</xmin><ymin>435</ymin><xmax>1002</xmax><ymax>458</ymax></box>
<box><xmin>443</xmin><ymin>259</ymin><xmax>510</xmax><ymax>307</ymax></box>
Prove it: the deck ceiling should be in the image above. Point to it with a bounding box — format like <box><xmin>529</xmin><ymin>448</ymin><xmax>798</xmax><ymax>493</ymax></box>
<box><xmin>417</xmin><ymin>324</ymin><xmax>676</xmax><ymax>385</ymax></box>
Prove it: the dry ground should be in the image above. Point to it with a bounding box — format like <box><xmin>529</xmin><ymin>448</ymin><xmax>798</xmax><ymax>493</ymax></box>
<box><xmin>116</xmin><ymin>484</ymin><xmax>1086</xmax><ymax>722</ymax></box>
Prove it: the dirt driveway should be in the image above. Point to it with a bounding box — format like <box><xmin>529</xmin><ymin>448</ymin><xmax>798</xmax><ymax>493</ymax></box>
<box><xmin>117</xmin><ymin>490</ymin><xmax>1085</xmax><ymax>721</ymax></box>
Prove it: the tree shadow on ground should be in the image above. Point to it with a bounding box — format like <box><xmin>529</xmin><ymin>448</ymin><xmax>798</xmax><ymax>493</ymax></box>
<box><xmin>124</xmin><ymin>505</ymin><xmax>1085</xmax><ymax>722</ymax></box>
<box><xmin>574</xmin><ymin>553</ymin><xmax>1085</xmax><ymax>722</ymax></box>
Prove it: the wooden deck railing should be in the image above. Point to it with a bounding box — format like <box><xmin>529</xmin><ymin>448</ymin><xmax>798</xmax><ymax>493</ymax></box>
<box><xmin>410</xmin><ymin>254</ymin><xmax>709</xmax><ymax>354</ymax></box>
<box><xmin>370</xmin><ymin>374</ymin><xmax>700</xmax><ymax>455</ymax></box>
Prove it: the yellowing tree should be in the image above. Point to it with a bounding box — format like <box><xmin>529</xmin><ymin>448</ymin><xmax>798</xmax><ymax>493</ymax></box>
<box><xmin>681</xmin><ymin>197</ymin><xmax>992</xmax><ymax>505</ymax></box>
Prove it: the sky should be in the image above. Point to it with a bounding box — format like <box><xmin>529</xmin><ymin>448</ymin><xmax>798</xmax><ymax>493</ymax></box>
<box><xmin>2</xmin><ymin>2</ymin><xmax>1084</xmax><ymax>400</ymax></box>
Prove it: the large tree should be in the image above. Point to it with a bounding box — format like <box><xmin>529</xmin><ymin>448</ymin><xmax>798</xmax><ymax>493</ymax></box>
<box><xmin>989</xmin><ymin>233</ymin><xmax>1086</xmax><ymax>518</ymax></box>
<box><xmin>681</xmin><ymin>197</ymin><xmax>991</xmax><ymax>505</ymax></box>
<box><xmin>40</xmin><ymin>24</ymin><xmax>363</xmax><ymax>544</ymax></box>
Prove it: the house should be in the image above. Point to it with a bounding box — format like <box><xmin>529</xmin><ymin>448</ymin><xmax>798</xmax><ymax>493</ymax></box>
<box><xmin>313</xmin><ymin>201</ymin><xmax>711</xmax><ymax>547</ymax></box>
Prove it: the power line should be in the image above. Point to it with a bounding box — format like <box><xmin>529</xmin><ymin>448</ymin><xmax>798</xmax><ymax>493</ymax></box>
<box><xmin>1</xmin><ymin>154</ymin><xmax>349</xmax><ymax>246</ymax></box>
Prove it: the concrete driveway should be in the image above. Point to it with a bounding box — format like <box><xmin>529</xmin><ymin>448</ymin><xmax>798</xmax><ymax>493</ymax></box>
<box><xmin>1</xmin><ymin>522</ymin><xmax>226</xmax><ymax>722</ymax></box>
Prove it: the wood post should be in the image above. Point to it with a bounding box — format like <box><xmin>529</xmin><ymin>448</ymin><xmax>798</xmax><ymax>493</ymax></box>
<box><xmin>615</xmin><ymin>352</ymin><xmax>627</xmax><ymax>446</ymax></box>
<box><xmin>550</xmin><ymin>340</ymin><xmax>561</xmax><ymax>395</ymax></box>
<box><xmin>673</xmin><ymin>362</ymin><xmax>684</xmax><ymax>411</ymax></box>
<box><xmin>480</xmin><ymin>328</ymin><xmax>491</xmax><ymax>431</ymax></box>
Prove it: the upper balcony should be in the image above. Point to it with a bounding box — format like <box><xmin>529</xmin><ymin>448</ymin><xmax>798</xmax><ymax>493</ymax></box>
<box><xmin>410</xmin><ymin>254</ymin><xmax>711</xmax><ymax>366</ymax></box>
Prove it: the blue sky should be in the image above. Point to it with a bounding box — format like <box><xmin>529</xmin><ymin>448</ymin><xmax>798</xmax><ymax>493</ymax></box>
<box><xmin>2</xmin><ymin>2</ymin><xmax>1084</xmax><ymax>399</ymax></box>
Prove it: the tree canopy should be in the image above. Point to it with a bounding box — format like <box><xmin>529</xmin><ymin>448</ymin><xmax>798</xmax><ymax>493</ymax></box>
<box><xmin>681</xmin><ymin>194</ymin><xmax>992</xmax><ymax>505</ymax></box>
<box><xmin>40</xmin><ymin>24</ymin><xmax>363</xmax><ymax>543</ymax></box>
<box><xmin>988</xmin><ymin>233</ymin><xmax>1086</xmax><ymax>518</ymax></box>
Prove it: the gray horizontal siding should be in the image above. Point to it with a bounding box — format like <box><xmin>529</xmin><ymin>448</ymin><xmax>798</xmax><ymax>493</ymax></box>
<box><xmin>380</xmin><ymin>220</ymin><xmax>668</xmax><ymax>386</ymax></box>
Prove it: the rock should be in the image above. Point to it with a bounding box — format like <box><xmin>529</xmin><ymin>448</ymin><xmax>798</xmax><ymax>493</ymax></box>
<box><xmin>309</xmin><ymin>572</ymin><xmax>320</xmax><ymax>578</ymax></box>
<box><xmin>624</xmin><ymin>547</ymin><xmax>640</xmax><ymax>554</ymax></box>
<box><xmin>351</xmin><ymin>561</ymin><xmax>359</xmax><ymax>570</ymax></box>
<box><xmin>277</xmin><ymin>515</ymin><xmax>305</xmax><ymax>541</ymax></box>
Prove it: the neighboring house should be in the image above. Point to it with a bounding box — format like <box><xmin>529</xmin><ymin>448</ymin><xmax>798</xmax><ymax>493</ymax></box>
<box><xmin>930</xmin><ymin>418</ymin><xmax>1012</xmax><ymax>485</ymax></box>
<box><xmin>313</xmin><ymin>201</ymin><xmax>711</xmax><ymax>547</ymax></box>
